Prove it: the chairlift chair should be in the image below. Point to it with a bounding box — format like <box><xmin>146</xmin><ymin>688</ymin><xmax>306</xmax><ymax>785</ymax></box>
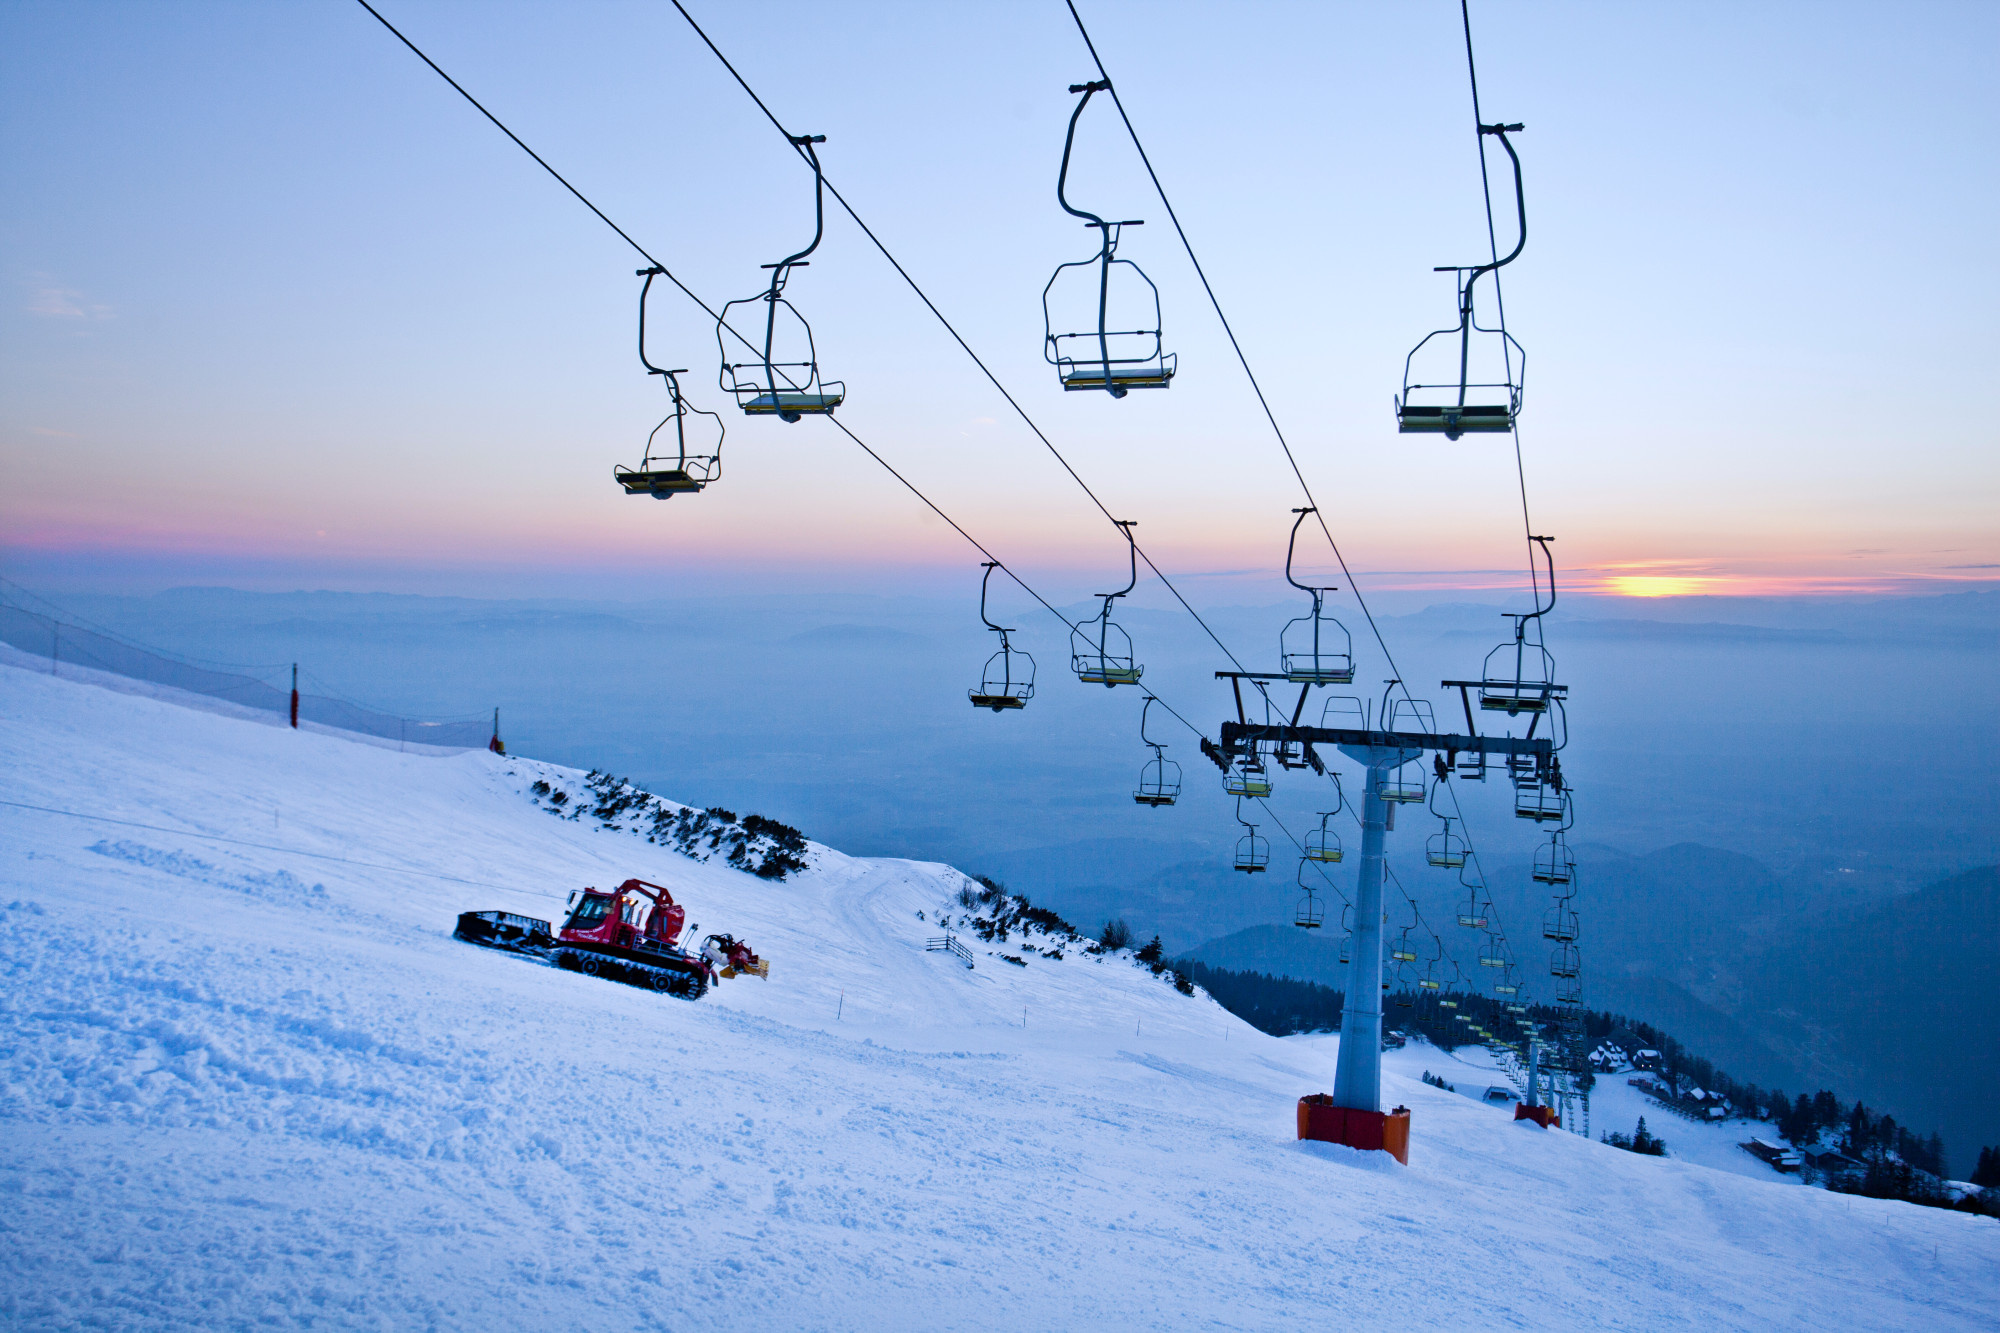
<box><xmin>1134</xmin><ymin>751</ymin><xmax>1182</xmax><ymax>806</ymax></box>
<box><xmin>1427</xmin><ymin>818</ymin><xmax>1467</xmax><ymax>869</ymax></box>
<box><xmin>1222</xmin><ymin>752</ymin><xmax>1272</xmax><ymax>799</ymax></box>
<box><xmin>967</xmin><ymin>563</ymin><xmax>1037</xmax><ymax>712</ymax></box>
<box><xmin>1232</xmin><ymin>797</ymin><xmax>1269</xmax><ymax>873</ymax></box>
<box><xmin>1550</xmin><ymin>943</ymin><xmax>1581</xmax><ymax>979</ymax></box>
<box><xmin>1278</xmin><ymin>509</ymin><xmax>1355</xmax><ymax>684</ymax></box>
<box><xmin>1043</xmin><ymin>81</ymin><xmax>1175</xmax><ymax>396</ymax></box>
<box><xmin>1542</xmin><ymin>901</ymin><xmax>1579</xmax><ymax>943</ymax></box>
<box><xmin>1294</xmin><ymin>888</ymin><xmax>1325</xmax><ymax>930</ymax></box>
<box><xmin>1132</xmin><ymin>696</ymin><xmax>1182</xmax><ymax>806</ymax></box>
<box><xmin>1533</xmin><ymin>836</ymin><xmax>1575</xmax><ymax>885</ymax></box>
<box><xmin>1515</xmin><ymin>783</ymin><xmax>1567</xmax><ymax>823</ymax></box>
<box><xmin>1394</xmin><ymin>120</ymin><xmax>1527</xmax><ymax>439</ymax></box>
<box><xmin>1377</xmin><ymin>760</ymin><xmax>1427</xmax><ymax>805</ymax></box>
<box><xmin>717</xmin><ymin>135</ymin><xmax>845</xmax><ymax>422</ymax></box>
<box><xmin>1233</xmin><ymin>830</ymin><xmax>1270</xmax><ymax>874</ymax></box>
<box><xmin>1304</xmin><ymin>811</ymin><xmax>1344</xmax><ymax>863</ymax></box>
<box><xmin>1071</xmin><ymin>520</ymin><xmax>1145</xmax><ymax>686</ymax></box>
<box><xmin>1479</xmin><ymin>936</ymin><xmax>1509</xmax><ymax>968</ymax></box>
<box><xmin>619</xmin><ymin>269</ymin><xmax>725</xmax><ymax>498</ymax></box>
<box><xmin>1458</xmin><ymin>883</ymin><xmax>1490</xmax><ymax>929</ymax></box>
<box><xmin>1453</xmin><ymin>537</ymin><xmax>1565</xmax><ymax>716</ymax></box>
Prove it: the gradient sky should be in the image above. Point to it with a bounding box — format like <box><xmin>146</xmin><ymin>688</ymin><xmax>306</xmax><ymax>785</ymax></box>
<box><xmin>3</xmin><ymin>0</ymin><xmax>1996</xmax><ymax>605</ymax></box>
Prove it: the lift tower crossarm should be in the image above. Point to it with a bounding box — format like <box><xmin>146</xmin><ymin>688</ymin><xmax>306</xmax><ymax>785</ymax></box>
<box><xmin>1215</xmin><ymin>720</ymin><xmax>1552</xmax><ymax>762</ymax></box>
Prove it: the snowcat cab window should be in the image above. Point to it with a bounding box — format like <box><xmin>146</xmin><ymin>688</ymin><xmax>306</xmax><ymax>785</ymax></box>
<box><xmin>566</xmin><ymin>894</ymin><xmax>613</xmax><ymax>931</ymax></box>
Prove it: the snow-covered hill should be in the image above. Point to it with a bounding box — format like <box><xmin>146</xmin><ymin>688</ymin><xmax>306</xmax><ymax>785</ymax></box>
<box><xmin>2</xmin><ymin>656</ymin><xmax>1994</xmax><ymax>1330</ymax></box>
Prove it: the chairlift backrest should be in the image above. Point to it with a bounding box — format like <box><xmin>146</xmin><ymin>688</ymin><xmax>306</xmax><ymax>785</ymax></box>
<box><xmin>1320</xmin><ymin>695</ymin><xmax>1368</xmax><ymax>731</ymax></box>
<box><xmin>1387</xmin><ymin>697</ymin><xmax>1436</xmax><ymax>734</ymax></box>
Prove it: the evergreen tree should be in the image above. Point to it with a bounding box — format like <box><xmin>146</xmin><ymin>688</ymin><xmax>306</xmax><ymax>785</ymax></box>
<box><xmin>1972</xmin><ymin>1146</ymin><xmax>2000</xmax><ymax>1188</ymax></box>
<box><xmin>1922</xmin><ymin>1132</ymin><xmax>1948</xmax><ymax>1179</ymax></box>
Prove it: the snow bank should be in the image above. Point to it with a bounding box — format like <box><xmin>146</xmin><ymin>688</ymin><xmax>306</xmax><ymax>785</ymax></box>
<box><xmin>1</xmin><ymin>659</ymin><xmax>1994</xmax><ymax>1330</ymax></box>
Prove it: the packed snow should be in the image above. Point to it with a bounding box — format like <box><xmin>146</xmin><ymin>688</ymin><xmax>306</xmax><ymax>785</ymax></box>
<box><xmin>2</xmin><ymin>655</ymin><xmax>1994</xmax><ymax>1330</ymax></box>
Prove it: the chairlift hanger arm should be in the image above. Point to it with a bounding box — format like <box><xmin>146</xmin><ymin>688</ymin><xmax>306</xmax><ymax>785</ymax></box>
<box><xmin>636</xmin><ymin>267</ymin><xmax>671</xmax><ymax>377</ymax></box>
<box><xmin>1057</xmin><ymin>82</ymin><xmax>1115</xmax><ymax>229</ymax></box>
<box><xmin>1527</xmin><ymin>534</ymin><xmax>1556</xmax><ymax>619</ymax></box>
<box><xmin>1284</xmin><ymin>507</ymin><xmax>1337</xmax><ymax>599</ymax></box>
<box><xmin>977</xmin><ymin>561</ymin><xmax>1014</xmax><ymax>634</ymax></box>
<box><xmin>771</xmin><ymin>134</ymin><xmax>830</xmax><ymax>275</ymax></box>
<box><xmin>1465</xmin><ymin>123</ymin><xmax>1526</xmax><ymax>288</ymax></box>
<box><xmin>1098</xmin><ymin>520</ymin><xmax>1139</xmax><ymax>601</ymax></box>
<box><xmin>1139</xmin><ymin>693</ymin><xmax>1166</xmax><ymax>749</ymax></box>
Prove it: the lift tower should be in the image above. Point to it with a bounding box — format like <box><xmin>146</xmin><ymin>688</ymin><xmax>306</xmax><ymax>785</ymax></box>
<box><xmin>1214</xmin><ymin>673</ymin><xmax>1559</xmax><ymax>1151</ymax></box>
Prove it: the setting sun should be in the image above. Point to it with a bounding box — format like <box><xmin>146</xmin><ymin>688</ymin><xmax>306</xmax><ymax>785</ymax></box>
<box><xmin>1604</xmin><ymin>574</ymin><xmax>1711</xmax><ymax>598</ymax></box>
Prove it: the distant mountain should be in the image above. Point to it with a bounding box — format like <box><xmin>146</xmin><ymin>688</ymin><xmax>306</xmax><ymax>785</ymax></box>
<box><xmin>1747</xmin><ymin>866</ymin><xmax>2000</xmax><ymax>1177</ymax></box>
<box><xmin>975</xmin><ymin>839</ymin><xmax>1293</xmax><ymax>953</ymax></box>
<box><xmin>1181</xmin><ymin>849</ymin><xmax>1999</xmax><ymax>1173</ymax></box>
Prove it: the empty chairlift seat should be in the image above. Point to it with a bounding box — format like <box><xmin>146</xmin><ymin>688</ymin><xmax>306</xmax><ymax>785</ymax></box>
<box><xmin>1043</xmin><ymin>81</ymin><xmax>1175</xmax><ymax>399</ymax></box>
<box><xmin>716</xmin><ymin>134</ymin><xmax>845</xmax><ymax>424</ymax></box>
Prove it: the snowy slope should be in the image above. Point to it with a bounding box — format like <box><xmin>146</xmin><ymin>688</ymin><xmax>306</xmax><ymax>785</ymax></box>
<box><xmin>1</xmin><ymin>659</ymin><xmax>1995</xmax><ymax>1331</ymax></box>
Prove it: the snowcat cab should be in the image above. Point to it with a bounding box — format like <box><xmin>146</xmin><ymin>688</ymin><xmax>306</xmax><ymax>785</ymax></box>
<box><xmin>553</xmin><ymin>878</ymin><xmax>711</xmax><ymax>998</ymax></box>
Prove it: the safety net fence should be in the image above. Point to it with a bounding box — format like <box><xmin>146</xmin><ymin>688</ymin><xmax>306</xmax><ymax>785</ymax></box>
<box><xmin>0</xmin><ymin>593</ymin><xmax>496</xmax><ymax>751</ymax></box>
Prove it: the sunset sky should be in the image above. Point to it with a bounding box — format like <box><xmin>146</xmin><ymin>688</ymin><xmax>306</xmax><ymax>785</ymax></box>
<box><xmin>3</xmin><ymin>0</ymin><xmax>1995</xmax><ymax>605</ymax></box>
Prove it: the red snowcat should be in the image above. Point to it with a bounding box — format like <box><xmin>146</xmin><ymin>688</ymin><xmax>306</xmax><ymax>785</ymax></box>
<box><xmin>548</xmin><ymin>878</ymin><xmax>713</xmax><ymax>998</ymax></box>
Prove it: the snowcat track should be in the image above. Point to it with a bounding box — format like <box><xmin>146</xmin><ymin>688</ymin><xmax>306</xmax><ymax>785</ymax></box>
<box><xmin>555</xmin><ymin>946</ymin><xmax>709</xmax><ymax>1000</ymax></box>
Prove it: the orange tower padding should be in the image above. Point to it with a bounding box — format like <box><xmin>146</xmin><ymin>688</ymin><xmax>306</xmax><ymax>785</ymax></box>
<box><xmin>1298</xmin><ymin>1095</ymin><xmax>1411</xmax><ymax>1165</ymax></box>
<box><xmin>1513</xmin><ymin>1102</ymin><xmax>1559</xmax><ymax>1129</ymax></box>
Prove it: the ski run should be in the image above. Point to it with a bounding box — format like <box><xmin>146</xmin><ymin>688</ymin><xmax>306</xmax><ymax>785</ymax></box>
<box><xmin>2</xmin><ymin>650</ymin><xmax>1994</xmax><ymax>1330</ymax></box>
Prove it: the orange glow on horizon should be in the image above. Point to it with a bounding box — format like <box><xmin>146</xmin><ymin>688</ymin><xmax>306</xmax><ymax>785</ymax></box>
<box><xmin>1601</xmin><ymin>574</ymin><xmax>1713</xmax><ymax>598</ymax></box>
